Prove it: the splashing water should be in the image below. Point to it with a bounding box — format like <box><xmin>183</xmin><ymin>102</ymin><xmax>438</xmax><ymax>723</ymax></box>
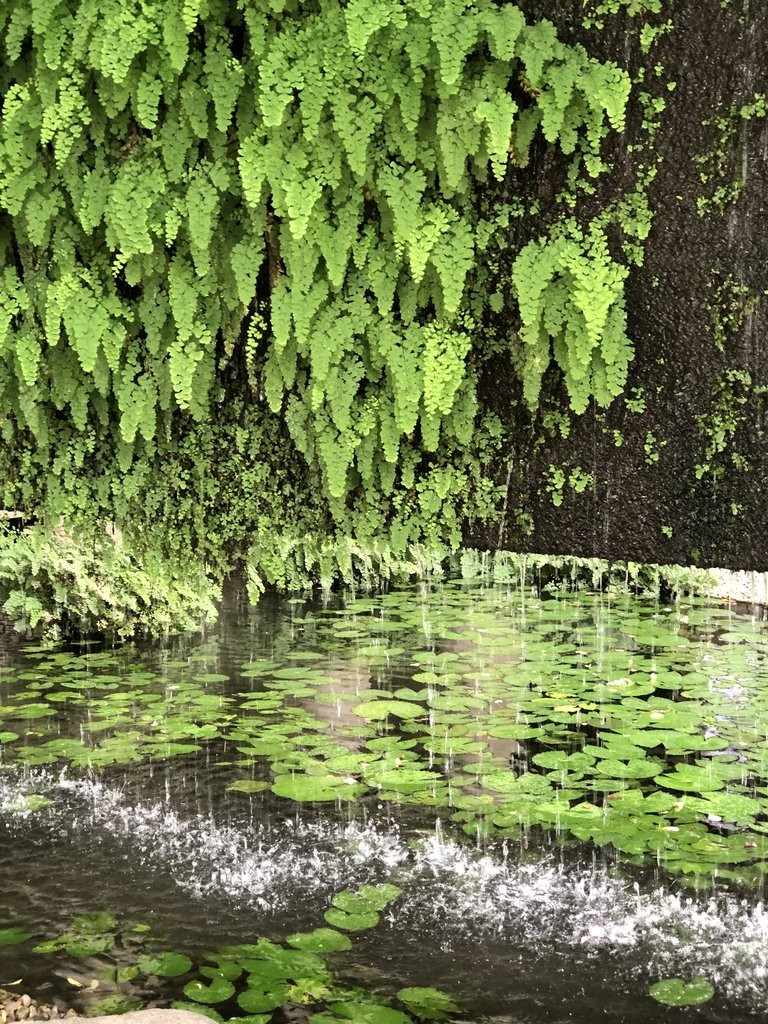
<box><xmin>3</xmin><ymin>771</ymin><xmax>764</xmax><ymax>1011</ymax></box>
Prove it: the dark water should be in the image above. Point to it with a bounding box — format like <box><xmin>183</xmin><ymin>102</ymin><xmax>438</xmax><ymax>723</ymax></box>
<box><xmin>0</xmin><ymin>583</ymin><xmax>767</xmax><ymax>1023</ymax></box>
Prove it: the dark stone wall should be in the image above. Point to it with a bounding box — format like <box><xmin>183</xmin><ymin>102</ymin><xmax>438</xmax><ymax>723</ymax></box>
<box><xmin>470</xmin><ymin>0</ymin><xmax>768</xmax><ymax>570</ymax></box>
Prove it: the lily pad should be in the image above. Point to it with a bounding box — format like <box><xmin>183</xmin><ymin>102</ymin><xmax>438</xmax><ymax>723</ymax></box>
<box><xmin>226</xmin><ymin>780</ymin><xmax>271</xmax><ymax>794</ymax></box>
<box><xmin>271</xmin><ymin>774</ymin><xmax>362</xmax><ymax>802</ymax></box>
<box><xmin>183</xmin><ymin>975</ymin><xmax>236</xmax><ymax>1005</ymax></box>
<box><xmin>84</xmin><ymin>997</ymin><xmax>142</xmax><ymax>1017</ymax></box>
<box><xmin>397</xmin><ymin>987</ymin><xmax>459</xmax><ymax>1019</ymax></box>
<box><xmin>4</xmin><ymin>794</ymin><xmax>52</xmax><ymax>813</ymax></box>
<box><xmin>323</xmin><ymin>1004</ymin><xmax>412</xmax><ymax>1024</ymax></box>
<box><xmin>72</xmin><ymin>912</ymin><xmax>118</xmax><ymax>934</ymax></box>
<box><xmin>236</xmin><ymin>985</ymin><xmax>290</xmax><ymax>1013</ymax></box>
<box><xmin>286</xmin><ymin>928</ymin><xmax>352</xmax><ymax>952</ymax></box>
<box><xmin>0</xmin><ymin>926</ymin><xmax>31</xmax><ymax>946</ymax></box>
<box><xmin>648</xmin><ymin>977</ymin><xmax>715</xmax><ymax>1006</ymax></box>
<box><xmin>655</xmin><ymin>765</ymin><xmax>725</xmax><ymax>793</ymax></box>
<box><xmin>353</xmin><ymin>700</ymin><xmax>424</xmax><ymax>721</ymax></box>
<box><xmin>323</xmin><ymin>908</ymin><xmax>380</xmax><ymax>932</ymax></box>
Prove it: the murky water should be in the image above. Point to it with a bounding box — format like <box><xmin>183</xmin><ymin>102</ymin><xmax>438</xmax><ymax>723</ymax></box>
<box><xmin>1</xmin><ymin>582</ymin><xmax>767</xmax><ymax>1022</ymax></box>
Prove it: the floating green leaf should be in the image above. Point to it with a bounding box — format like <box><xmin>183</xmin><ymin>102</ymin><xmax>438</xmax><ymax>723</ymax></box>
<box><xmin>323</xmin><ymin>909</ymin><xmax>380</xmax><ymax>932</ymax></box>
<box><xmin>236</xmin><ymin>985</ymin><xmax>290</xmax><ymax>1013</ymax></box>
<box><xmin>655</xmin><ymin>766</ymin><xmax>725</xmax><ymax>793</ymax></box>
<box><xmin>138</xmin><ymin>952</ymin><xmax>194</xmax><ymax>977</ymax></box>
<box><xmin>183</xmin><ymin>975</ymin><xmax>236</xmax><ymax>1005</ymax></box>
<box><xmin>286</xmin><ymin>928</ymin><xmax>352</xmax><ymax>953</ymax></box>
<box><xmin>0</xmin><ymin>927</ymin><xmax>31</xmax><ymax>947</ymax></box>
<box><xmin>397</xmin><ymin>986</ymin><xmax>459</xmax><ymax>1019</ymax></box>
<box><xmin>227</xmin><ymin>780</ymin><xmax>271</xmax><ymax>794</ymax></box>
<box><xmin>353</xmin><ymin>700</ymin><xmax>424</xmax><ymax>721</ymax></box>
<box><xmin>648</xmin><ymin>977</ymin><xmax>715</xmax><ymax>1006</ymax></box>
<box><xmin>271</xmin><ymin>774</ymin><xmax>363</xmax><ymax>802</ymax></box>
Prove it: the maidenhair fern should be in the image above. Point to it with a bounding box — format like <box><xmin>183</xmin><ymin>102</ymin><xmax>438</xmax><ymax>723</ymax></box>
<box><xmin>511</xmin><ymin>220</ymin><xmax>632</xmax><ymax>413</ymax></box>
<box><xmin>0</xmin><ymin>0</ymin><xmax>631</xmax><ymax>556</ymax></box>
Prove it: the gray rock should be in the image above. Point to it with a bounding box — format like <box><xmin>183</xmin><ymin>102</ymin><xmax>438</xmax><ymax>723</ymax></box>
<box><xmin>66</xmin><ymin>1013</ymin><xmax>211</xmax><ymax>1024</ymax></box>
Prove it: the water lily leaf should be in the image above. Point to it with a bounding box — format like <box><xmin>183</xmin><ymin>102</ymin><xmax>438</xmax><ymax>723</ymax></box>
<box><xmin>201</xmin><ymin>962</ymin><xmax>243</xmax><ymax>982</ymax></box>
<box><xmin>238</xmin><ymin>961</ymin><xmax>290</xmax><ymax>987</ymax></box>
<box><xmin>183</xmin><ymin>975</ymin><xmax>236</xmax><ymax>1004</ymax></box>
<box><xmin>327</xmin><ymin>1002</ymin><xmax>412</xmax><ymax>1024</ymax></box>
<box><xmin>353</xmin><ymin>700</ymin><xmax>424</xmax><ymax>721</ymax></box>
<box><xmin>236</xmin><ymin>741</ymin><xmax>291</xmax><ymax>757</ymax></box>
<box><xmin>0</xmin><ymin>927</ymin><xmax>31</xmax><ymax>946</ymax></box>
<box><xmin>66</xmin><ymin>936</ymin><xmax>115</xmax><ymax>956</ymax></box>
<box><xmin>684</xmin><ymin>793</ymin><xmax>758</xmax><ymax>824</ymax></box>
<box><xmin>366</xmin><ymin>737</ymin><xmax>419</xmax><ymax>752</ymax></box>
<box><xmin>620</xmin><ymin>729</ymin><xmax>722</xmax><ymax>753</ymax></box>
<box><xmin>532</xmin><ymin>751</ymin><xmax>594</xmax><ymax>772</ymax></box>
<box><xmin>286</xmin><ymin>928</ymin><xmax>352</xmax><ymax>952</ymax></box>
<box><xmin>84</xmin><ymin>996</ymin><xmax>142</xmax><ymax>1016</ymax></box>
<box><xmin>227</xmin><ymin>780</ymin><xmax>271</xmax><ymax>794</ymax></box>
<box><xmin>242</xmin><ymin>942</ymin><xmax>326</xmax><ymax>978</ymax></box>
<box><xmin>486</xmin><ymin>724</ymin><xmax>541</xmax><ymax>740</ymax></box>
<box><xmin>655</xmin><ymin>765</ymin><xmax>725</xmax><ymax>793</ymax></box>
<box><xmin>4</xmin><ymin>794</ymin><xmax>52</xmax><ymax>813</ymax></box>
<box><xmin>236</xmin><ymin>984</ymin><xmax>290</xmax><ymax>1013</ymax></box>
<box><xmin>271</xmin><ymin>774</ymin><xmax>363</xmax><ymax>802</ymax></box>
<box><xmin>594</xmin><ymin>759</ymin><xmax>662</xmax><ymax>780</ymax></box>
<box><xmin>397</xmin><ymin>986</ymin><xmax>459</xmax><ymax>1019</ymax></box>
<box><xmin>325</xmin><ymin>752</ymin><xmax>379</xmax><ymax>773</ymax></box>
<box><xmin>7</xmin><ymin>703</ymin><xmax>56</xmax><ymax>719</ymax></box>
<box><xmin>137</xmin><ymin>952</ymin><xmax>193</xmax><ymax>977</ymax></box>
<box><xmin>72</xmin><ymin>912</ymin><xmax>118</xmax><ymax>935</ymax></box>
<box><xmin>648</xmin><ymin>977</ymin><xmax>715</xmax><ymax>1006</ymax></box>
<box><xmin>482</xmin><ymin>771</ymin><xmax>553</xmax><ymax>797</ymax></box>
<box><xmin>364</xmin><ymin>767</ymin><xmax>441</xmax><ymax>795</ymax></box>
<box><xmin>360</xmin><ymin>883</ymin><xmax>401</xmax><ymax>907</ymax></box>
<box><xmin>324</xmin><ymin>908</ymin><xmax>380</xmax><ymax>932</ymax></box>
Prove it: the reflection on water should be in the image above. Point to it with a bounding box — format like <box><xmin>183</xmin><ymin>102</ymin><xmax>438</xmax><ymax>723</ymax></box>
<box><xmin>1</xmin><ymin>582</ymin><xmax>768</xmax><ymax>1022</ymax></box>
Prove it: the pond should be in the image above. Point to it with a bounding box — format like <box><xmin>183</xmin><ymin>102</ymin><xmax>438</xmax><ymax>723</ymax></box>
<box><xmin>1</xmin><ymin>580</ymin><xmax>767</xmax><ymax>1023</ymax></box>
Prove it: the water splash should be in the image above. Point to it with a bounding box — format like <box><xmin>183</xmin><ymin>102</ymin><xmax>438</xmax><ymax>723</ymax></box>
<box><xmin>3</xmin><ymin>771</ymin><xmax>767</xmax><ymax>1010</ymax></box>
<box><xmin>400</xmin><ymin>832</ymin><xmax>768</xmax><ymax>1006</ymax></box>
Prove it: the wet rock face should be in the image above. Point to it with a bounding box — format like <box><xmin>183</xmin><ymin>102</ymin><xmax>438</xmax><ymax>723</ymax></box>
<box><xmin>471</xmin><ymin>0</ymin><xmax>768</xmax><ymax>571</ymax></box>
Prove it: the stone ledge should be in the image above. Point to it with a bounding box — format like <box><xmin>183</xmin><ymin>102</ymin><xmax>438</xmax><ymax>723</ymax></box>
<box><xmin>705</xmin><ymin>569</ymin><xmax>768</xmax><ymax>607</ymax></box>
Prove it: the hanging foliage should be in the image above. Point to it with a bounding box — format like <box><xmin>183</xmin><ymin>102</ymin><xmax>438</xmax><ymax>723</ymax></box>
<box><xmin>0</xmin><ymin>0</ymin><xmax>631</xmax><ymax>568</ymax></box>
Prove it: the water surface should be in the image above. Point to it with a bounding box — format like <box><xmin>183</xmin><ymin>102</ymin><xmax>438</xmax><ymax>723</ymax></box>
<box><xmin>1</xmin><ymin>582</ymin><xmax>767</xmax><ymax>1022</ymax></box>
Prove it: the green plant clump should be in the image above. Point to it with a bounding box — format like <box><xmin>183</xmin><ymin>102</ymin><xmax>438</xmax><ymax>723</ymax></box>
<box><xmin>0</xmin><ymin>0</ymin><xmax>633</xmax><ymax>623</ymax></box>
<box><xmin>0</xmin><ymin>524</ymin><xmax>220</xmax><ymax>638</ymax></box>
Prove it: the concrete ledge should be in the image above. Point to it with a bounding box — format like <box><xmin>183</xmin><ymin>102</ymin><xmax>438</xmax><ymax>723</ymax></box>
<box><xmin>705</xmin><ymin>569</ymin><xmax>768</xmax><ymax>607</ymax></box>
